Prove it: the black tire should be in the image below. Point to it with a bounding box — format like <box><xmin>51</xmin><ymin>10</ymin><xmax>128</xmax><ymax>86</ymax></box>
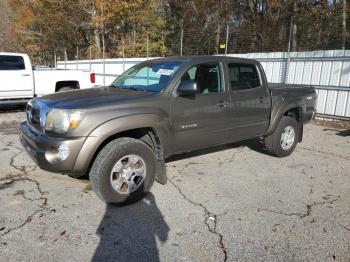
<box><xmin>264</xmin><ymin>116</ymin><xmax>299</xmax><ymax>157</ymax></box>
<box><xmin>89</xmin><ymin>137</ymin><xmax>156</xmax><ymax>205</ymax></box>
<box><xmin>57</xmin><ymin>86</ymin><xmax>74</xmax><ymax>92</ymax></box>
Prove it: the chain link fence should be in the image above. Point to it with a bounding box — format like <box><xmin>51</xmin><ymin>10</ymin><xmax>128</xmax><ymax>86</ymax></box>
<box><xmin>52</xmin><ymin>11</ymin><xmax>349</xmax><ymax>63</ymax></box>
<box><xmin>57</xmin><ymin>12</ymin><xmax>350</xmax><ymax>119</ymax></box>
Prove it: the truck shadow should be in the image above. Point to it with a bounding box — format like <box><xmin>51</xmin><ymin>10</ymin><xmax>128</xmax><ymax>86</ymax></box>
<box><xmin>167</xmin><ymin>138</ymin><xmax>270</xmax><ymax>162</ymax></box>
<box><xmin>244</xmin><ymin>138</ymin><xmax>271</xmax><ymax>155</ymax></box>
<box><xmin>323</xmin><ymin>128</ymin><xmax>350</xmax><ymax>137</ymax></box>
<box><xmin>0</xmin><ymin>104</ymin><xmax>26</xmax><ymax>113</ymax></box>
<box><xmin>92</xmin><ymin>192</ymin><xmax>169</xmax><ymax>262</ymax></box>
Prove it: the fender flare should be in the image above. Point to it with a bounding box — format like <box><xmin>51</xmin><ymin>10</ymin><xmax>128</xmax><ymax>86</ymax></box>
<box><xmin>73</xmin><ymin>114</ymin><xmax>173</xmax><ymax>175</ymax></box>
<box><xmin>266</xmin><ymin>103</ymin><xmax>304</xmax><ymax>141</ymax></box>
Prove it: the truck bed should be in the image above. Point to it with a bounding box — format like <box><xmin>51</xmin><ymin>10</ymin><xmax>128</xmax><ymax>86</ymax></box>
<box><xmin>268</xmin><ymin>83</ymin><xmax>312</xmax><ymax>89</ymax></box>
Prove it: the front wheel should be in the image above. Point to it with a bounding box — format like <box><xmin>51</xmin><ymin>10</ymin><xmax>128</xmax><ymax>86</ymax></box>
<box><xmin>264</xmin><ymin>116</ymin><xmax>299</xmax><ymax>157</ymax></box>
<box><xmin>89</xmin><ymin>137</ymin><xmax>156</xmax><ymax>205</ymax></box>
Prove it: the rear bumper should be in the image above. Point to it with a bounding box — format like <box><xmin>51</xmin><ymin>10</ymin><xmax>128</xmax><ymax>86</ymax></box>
<box><xmin>312</xmin><ymin>110</ymin><xmax>316</xmax><ymax>120</ymax></box>
<box><xmin>19</xmin><ymin>121</ymin><xmax>86</xmax><ymax>174</ymax></box>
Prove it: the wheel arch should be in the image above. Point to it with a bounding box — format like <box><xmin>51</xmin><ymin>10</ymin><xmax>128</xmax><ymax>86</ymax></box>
<box><xmin>55</xmin><ymin>81</ymin><xmax>80</xmax><ymax>92</ymax></box>
<box><xmin>267</xmin><ymin>105</ymin><xmax>304</xmax><ymax>142</ymax></box>
<box><xmin>73</xmin><ymin>114</ymin><xmax>172</xmax><ymax>182</ymax></box>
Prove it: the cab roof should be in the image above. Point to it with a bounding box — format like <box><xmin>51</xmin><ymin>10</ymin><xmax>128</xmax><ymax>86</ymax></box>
<box><xmin>141</xmin><ymin>55</ymin><xmax>258</xmax><ymax>64</ymax></box>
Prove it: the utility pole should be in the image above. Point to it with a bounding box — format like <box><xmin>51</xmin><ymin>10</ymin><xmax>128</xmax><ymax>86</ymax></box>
<box><xmin>180</xmin><ymin>28</ymin><xmax>183</xmax><ymax>56</ymax></box>
<box><xmin>53</xmin><ymin>50</ymin><xmax>57</xmax><ymax>68</ymax></box>
<box><xmin>89</xmin><ymin>45</ymin><xmax>92</xmax><ymax>71</ymax></box>
<box><xmin>102</xmin><ymin>35</ymin><xmax>105</xmax><ymax>86</ymax></box>
<box><xmin>285</xmin><ymin>16</ymin><xmax>294</xmax><ymax>84</ymax></box>
<box><xmin>64</xmin><ymin>48</ymin><xmax>67</xmax><ymax>69</ymax></box>
<box><xmin>76</xmin><ymin>46</ymin><xmax>79</xmax><ymax>69</ymax></box>
<box><xmin>122</xmin><ymin>39</ymin><xmax>125</xmax><ymax>72</ymax></box>
<box><xmin>146</xmin><ymin>35</ymin><xmax>149</xmax><ymax>60</ymax></box>
<box><xmin>225</xmin><ymin>25</ymin><xmax>229</xmax><ymax>55</ymax></box>
<box><xmin>101</xmin><ymin>1</ymin><xmax>106</xmax><ymax>86</ymax></box>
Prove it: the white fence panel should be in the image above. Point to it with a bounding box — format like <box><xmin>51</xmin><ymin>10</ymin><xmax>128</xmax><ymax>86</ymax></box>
<box><xmin>340</xmin><ymin>62</ymin><xmax>350</xmax><ymax>86</ymax></box>
<box><xmin>335</xmin><ymin>91</ymin><xmax>348</xmax><ymax>116</ymax></box>
<box><xmin>57</xmin><ymin>58</ymin><xmax>148</xmax><ymax>86</ymax></box>
<box><xmin>58</xmin><ymin>50</ymin><xmax>350</xmax><ymax>118</ymax></box>
<box><xmin>302</xmin><ymin>62</ymin><xmax>312</xmax><ymax>85</ymax></box>
<box><xmin>311</xmin><ymin>62</ymin><xmax>322</xmax><ymax>85</ymax></box>
<box><xmin>229</xmin><ymin>50</ymin><xmax>350</xmax><ymax>118</ymax></box>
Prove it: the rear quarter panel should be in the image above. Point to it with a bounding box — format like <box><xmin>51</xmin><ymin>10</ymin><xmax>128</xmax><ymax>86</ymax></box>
<box><xmin>266</xmin><ymin>85</ymin><xmax>316</xmax><ymax>135</ymax></box>
<box><xmin>34</xmin><ymin>70</ymin><xmax>93</xmax><ymax>96</ymax></box>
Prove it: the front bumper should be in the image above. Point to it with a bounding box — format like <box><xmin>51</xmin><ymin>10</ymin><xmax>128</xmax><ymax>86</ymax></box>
<box><xmin>20</xmin><ymin>121</ymin><xmax>86</xmax><ymax>174</ymax></box>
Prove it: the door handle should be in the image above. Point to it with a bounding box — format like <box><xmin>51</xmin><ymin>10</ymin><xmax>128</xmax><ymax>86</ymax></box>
<box><xmin>22</xmin><ymin>74</ymin><xmax>31</xmax><ymax>77</ymax></box>
<box><xmin>217</xmin><ymin>101</ymin><xmax>229</xmax><ymax>107</ymax></box>
<box><xmin>259</xmin><ymin>97</ymin><xmax>266</xmax><ymax>103</ymax></box>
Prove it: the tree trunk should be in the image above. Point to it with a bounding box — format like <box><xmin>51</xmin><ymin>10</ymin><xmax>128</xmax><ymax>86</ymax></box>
<box><xmin>292</xmin><ymin>22</ymin><xmax>297</xmax><ymax>51</ymax></box>
<box><xmin>94</xmin><ymin>28</ymin><xmax>101</xmax><ymax>55</ymax></box>
<box><xmin>247</xmin><ymin>0</ymin><xmax>258</xmax><ymax>51</ymax></box>
<box><xmin>291</xmin><ymin>1</ymin><xmax>298</xmax><ymax>51</ymax></box>
<box><xmin>342</xmin><ymin>0</ymin><xmax>347</xmax><ymax>49</ymax></box>
<box><xmin>215</xmin><ymin>23</ymin><xmax>221</xmax><ymax>55</ymax></box>
<box><xmin>92</xmin><ymin>8</ymin><xmax>101</xmax><ymax>56</ymax></box>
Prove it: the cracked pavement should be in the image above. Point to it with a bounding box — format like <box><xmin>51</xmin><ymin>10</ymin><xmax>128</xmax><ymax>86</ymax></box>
<box><xmin>0</xmin><ymin>111</ymin><xmax>349</xmax><ymax>262</ymax></box>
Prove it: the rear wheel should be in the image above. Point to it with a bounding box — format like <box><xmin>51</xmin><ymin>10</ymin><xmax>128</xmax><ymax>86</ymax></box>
<box><xmin>264</xmin><ymin>116</ymin><xmax>299</xmax><ymax>157</ymax></box>
<box><xmin>89</xmin><ymin>137</ymin><xmax>156</xmax><ymax>205</ymax></box>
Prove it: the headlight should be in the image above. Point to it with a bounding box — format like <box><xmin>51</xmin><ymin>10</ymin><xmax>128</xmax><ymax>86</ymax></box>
<box><xmin>45</xmin><ymin>109</ymin><xmax>84</xmax><ymax>134</ymax></box>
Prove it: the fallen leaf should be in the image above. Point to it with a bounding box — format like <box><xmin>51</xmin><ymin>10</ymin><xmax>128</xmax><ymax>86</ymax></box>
<box><xmin>83</xmin><ymin>184</ymin><xmax>92</xmax><ymax>193</ymax></box>
<box><xmin>272</xmin><ymin>224</ymin><xmax>281</xmax><ymax>232</ymax></box>
<box><xmin>13</xmin><ymin>190</ymin><xmax>25</xmax><ymax>196</ymax></box>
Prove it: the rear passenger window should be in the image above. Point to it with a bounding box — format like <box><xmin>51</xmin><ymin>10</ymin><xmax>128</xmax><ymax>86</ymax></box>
<box><xmin>180</xmin><ymin>63</ymin><xmax>222</xmax><ymax>94</ymax></box>
<box><xmin>228</xmin><ymin>63</ymin><xmax>260</xmax><ymax>90</ymax></box>
<box><xmin>0</xmin><ymin>55</ymin><xmax>25</xmax><ymax>70</ymax></box>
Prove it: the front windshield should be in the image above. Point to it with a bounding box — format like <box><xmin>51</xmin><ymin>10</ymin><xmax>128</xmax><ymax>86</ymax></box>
<box><xmin>111</xmin><ymin>60</ymin><xmax>184</xmax><ymax>93</ymax></box>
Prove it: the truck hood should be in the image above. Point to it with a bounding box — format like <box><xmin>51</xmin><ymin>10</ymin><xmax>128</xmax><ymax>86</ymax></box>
<box><xmin>37</xmin><ymin>87</ymin><xmax>149</xmax><ymax>109</ymax></box>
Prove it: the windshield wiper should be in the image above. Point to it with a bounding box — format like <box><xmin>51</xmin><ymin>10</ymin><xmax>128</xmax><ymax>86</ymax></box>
<box><xmin>123</xmin><ymin>86</ymin><xmax>148</xmax><ymax>92</ymax></box>
<box><xmin>110</xmin><ymin>84</ymin><xmax>147</xmax><ymax>92</ymax></box>
<box><xmin>127</xmin><ymin>87</ymin><xmax>141</xmax><ymax>91</ymax></box>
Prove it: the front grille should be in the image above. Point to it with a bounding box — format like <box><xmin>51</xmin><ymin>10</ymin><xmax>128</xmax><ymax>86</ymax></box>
<box><xmin>26</xmin><ymin>103</ymin><xmax>41</xmax><ymax>132</ymax></box>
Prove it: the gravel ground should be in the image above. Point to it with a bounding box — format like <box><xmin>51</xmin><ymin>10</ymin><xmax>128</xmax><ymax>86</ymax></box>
<box><xmin>0</xmin><ymin>111</ymin><xmax>349</xmax><ymax>262</ymax></box>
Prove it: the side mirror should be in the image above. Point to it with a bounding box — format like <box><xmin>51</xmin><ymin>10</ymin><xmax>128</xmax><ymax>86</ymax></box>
<box><xmin>177</xmin><ymin>80</ymin><xmax>200</xmax><ymax>96</ymax></box>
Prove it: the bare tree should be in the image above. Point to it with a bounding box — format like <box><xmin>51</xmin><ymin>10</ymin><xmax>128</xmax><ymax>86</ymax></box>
<box><xmin>342</xmin><ymin>0</ymin><xmax>347</xmax><ymax>49</ymax></box>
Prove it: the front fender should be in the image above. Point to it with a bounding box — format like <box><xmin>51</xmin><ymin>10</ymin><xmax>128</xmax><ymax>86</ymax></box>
<box><xmin>73</xmin><ymin>114</ymin><xmax>173</xmax><ymax>174</ymax></box>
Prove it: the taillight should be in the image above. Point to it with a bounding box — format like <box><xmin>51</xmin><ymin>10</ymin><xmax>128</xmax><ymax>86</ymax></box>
<box><xmin>90</xmin><ymin>73</ymin><xmax>95</xmax><ymax>84</ymax></box>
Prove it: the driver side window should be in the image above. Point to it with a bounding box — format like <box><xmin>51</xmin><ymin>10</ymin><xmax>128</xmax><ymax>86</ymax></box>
<box><xmin>180</xmin><ymin>63</ymin><xmax>222</xmax><ymax>94</ymax></box>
